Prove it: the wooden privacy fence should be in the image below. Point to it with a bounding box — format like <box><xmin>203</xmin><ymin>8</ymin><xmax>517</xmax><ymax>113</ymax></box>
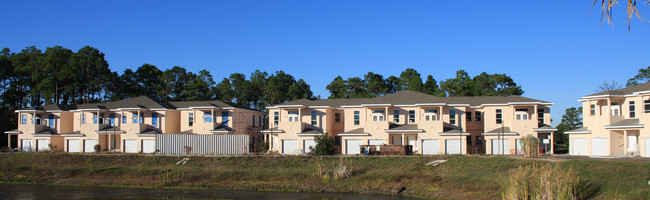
<box><xmin>156</xmin><ymin>134</ymin><xmax>249</xmax><ymax>155</ymax></box>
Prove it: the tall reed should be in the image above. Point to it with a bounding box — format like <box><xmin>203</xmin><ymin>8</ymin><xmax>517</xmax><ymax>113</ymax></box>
<box><xmin>502</xmin><ymin>164</ymin><xmax>589</xmax><ymax>200</ymax></box>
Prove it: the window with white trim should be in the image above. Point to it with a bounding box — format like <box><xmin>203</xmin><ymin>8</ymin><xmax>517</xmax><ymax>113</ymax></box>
<box><xmin>408</xmin><ymin>110</ymin><xmax>415</xmax><ymax>123</ymax></box>
<box><xmin>475</xmin><ymin>111</ymin><xmax>481</xmax><ymax>121</ymax></box>
<box><xmin>311</xmin><ymin>111</ymin><xmax>318</xmax><ymax>125</ymax></box>
<box><xmin>496</xmin><ymin>109</ymin><xmax>503</xmax><ymax>124</ymax></box>
<box><xmin>449</xmin><ymin>109</ymin><xmax>456</xmax><ymax>125</ymax></box>
<box><xmin>537</xmin><ymin>108</ymin><xmax>545</xmax><ymax>124</ymax></box>
<box><xmin>354</xmin><ymin>111</ymin><xmax>360</xmax><ymax>125</ymax></box>
<box><xmin>644</xmin><ymin>100</ymin><xmax>650</xmax><ymax>113</ymax></box>
<box><xmin>515</xmin><ymin>108</ymin><xmax>529</xmax><ymax>120</ymax></box>
<box><xmin>335</xmin><ymin>113</ymin><xmax>341</xmax><ymax>123</ymax></box>
<box><xmin>371</xmin><ymin>110</ymin><xmax>385</xmax><ymax>121</ymax></box>
<box><xmin>590</xmin><ymin>104</ymin><xmax>596</xmax><ymax>116</ymax></box>
<box><xmin>393</xmin><ymin>110</ymin><xmax>400</xmax><ymax>123</ymax></box>
<box><xmin>288</xmin><ymin>111</ymin><xmax>299</xmax><ymax>122</ymax></box>
<box><xmin>273</xmin><ymin>111</ymin><xmax>279</xmax><ymax>126</ymax></box>
<box><xmin>629</xmin><ymin>101</ymin><xmax>635</xmax><ymax>118</ymax></box>
<box><xmin>424</xmin><ymin>109</ymin><xmax>438</xmax><ymax>121</ymax></box>
<box><xmin>188</xmin><ymin>112</ymin><xmax>194</xmax><ymax>127</ymax></box>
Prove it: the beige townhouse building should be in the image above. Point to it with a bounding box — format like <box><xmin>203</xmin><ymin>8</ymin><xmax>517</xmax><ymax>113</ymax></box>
<box><xmin>566</xmin><ymin>82</ymin><xmax>650</xmax><ymax>157</ymax></box>
<box><xmin>264</xmin><ymin>90</ymin><xmax>554</xmax><ymax>155</ymax></box>
<box><xmin>5</xmin><ymin>96</ymin><xmax>264</xmax><ymax>153</ymax></box>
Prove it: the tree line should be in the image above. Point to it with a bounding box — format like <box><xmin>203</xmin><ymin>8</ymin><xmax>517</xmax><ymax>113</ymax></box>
<box><xmin>326</xmin><ymin>68</ymin><xmax>524</xmax><ymax>98</ymax></box>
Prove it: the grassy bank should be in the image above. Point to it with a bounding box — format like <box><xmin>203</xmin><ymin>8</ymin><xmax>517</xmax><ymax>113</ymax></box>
<box><xmin>0</xmin><ymin>153</ymin><xmax>648</xmax><ymax>199</ymax></box>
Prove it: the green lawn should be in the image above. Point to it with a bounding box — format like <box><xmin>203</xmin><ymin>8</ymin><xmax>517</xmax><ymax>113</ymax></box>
<box><xmin>0</xmin><ymin>153</ymin><xmax>648</xmax><ymax>199</ymax></box>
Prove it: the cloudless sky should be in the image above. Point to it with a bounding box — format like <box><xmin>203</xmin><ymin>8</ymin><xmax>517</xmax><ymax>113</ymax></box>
<box><xmin>2</xmin><ymin>1</ymin><xmax>650</xmax><ymax>126</ymax></box>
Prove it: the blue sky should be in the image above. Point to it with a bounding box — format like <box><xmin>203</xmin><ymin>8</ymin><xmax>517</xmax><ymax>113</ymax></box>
<box><xmin>2</xmin><ymin>1</ymin><xmax>650</xmax><ymax>126</ymax></box>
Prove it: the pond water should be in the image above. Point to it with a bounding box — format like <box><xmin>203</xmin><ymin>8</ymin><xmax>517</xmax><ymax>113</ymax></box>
<box><xmin>0</xmin><ymin>183</ymin><xmax>420</xmax><ymax>200</ymax></box>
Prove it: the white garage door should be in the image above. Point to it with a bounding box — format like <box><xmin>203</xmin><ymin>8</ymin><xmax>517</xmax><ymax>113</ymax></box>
<box><xmin>67</xmin><ymin>139</ymin><xmax>80</xmax><ymax>152</ymax></box>
<box><xmin>142</xmin><ymin>140</ymin><xmax>155</xmax><ymax>153</ymax></box>
<box><xmin>492</xmin><ymin>139</ymin><xmax>510</xmax><ymax>155</ymax></box>
<box><xmin>84</xmin><ymin>139</ymin><xmax>98</xmax><ymax>153</ymax></box>
<box><xmin>591</xmin><ymin>138</ymin><xmax>608</xmax><ymax>156</ymax></box>
<box><xmin>346</xmin><ymin>139</ymin><xmax>362</xmax><ymax>155</ymax></box>
<box><xmin>303</xmin><ymin>139</ymin><xmax>316</xmax><ymax>152</ymax></box>
<box><xmin>123</xmin><ymin>140</ymin><xmax>138</xmax><ymax>153</ymax></box>
<box><xmin>446</xmin><ymin>139</ymin><xmax>461</xmax><ymax>154</ymax></box>
<box><xmin>21</xmin><ymin>140</ymin><xmax>33</xmax><ymax>152</ymax></box>
<box><xmin>572</xmin><ymin>138</ymin><xmax>587</xmax><ymax>156</ymax></box>
<box><xmin>515</xmin><ymin>139</ymin><xmax>523</xmax><ymax>155</ymax></box>
<box><xmin>37</xmin><ymin>139</ymin><xmax>50</xmax><ymax>152</ymax></box>
<box><xmin>422</xmin><ymin>139</ymin><xmax>440</xmax><ymax>155</ymax></box>
<box><xmin>644</xmin><ymin>137</ymin><xmax>650</xmax><ymax>157</ymax></box>
<box><xmin>282</xmin><ymin>139</ymin><xmax>298</xmax><ymax>154</ymax></box>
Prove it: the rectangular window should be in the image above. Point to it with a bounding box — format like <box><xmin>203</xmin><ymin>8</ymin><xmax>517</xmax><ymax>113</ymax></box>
<box><xmin>82</xmin><ymin>113</ymin><xmax>86</xmax><ymax>124</ymax></box>
<box><xmin>466</xmin><ymin>111</ymin><xmax>472</xmax><ymax>122</ymax></box>
<box><xmin>515</xmin><ymin>108</ymin><xmax>529</xmax><ymax>120</ymax></box>
<box><xmin>354</xmin><ymin>111</ymin><xmax>360</xmax><ymax>125</ymax></box>
<box><xmin>48</xmin><ymin>114</ymin><xmax>55</xmax><ymax>128</ymax></box>
<box><xmin>590</xmin><ymin>104</ymin><xmax>596</xmax><ymax>116</ymax></box>
<box><xmin>424</xmin><ymin>109</ymin><xmax>438</xmax><ymax>121</ymax></box>
<box><xmin>139</xmin><ymin>113</ymin><xmax>144</xmax><ymax>124</ymax></box>
<box><xmin>408</xmin><ymin>110</ymin><xmax>415</xmax><ymax>123</ymax></box>
<box><xmin>152</xmin><ymin>113</ymin><xmax>159</xmax><ymax>127</ymax></box>
<box><xmin>222</xmin><ymin>112</ymin><xmax>228</xmax><ymax>126</ymax></box>
<box><xmin>467</xmin><ymin>136</ymin><xmax>472</xmax><ymax>145</ymax></box>
<box><xmin>393</xmin><ymin>110</ymin><xmax>399</xmax><ymax>123</ymax></box>
<box><xmin>133</xmin><ymin>113</ymin><xmax>138</xmax><ymax>124</ymax></box>
<box><xmin>630</xmin><ymin>101</ymin><xmax>636</xmax><ymax>118</ymax></box>
<box><xmin>449</xmin><ymin>110</ymin><xmax>456</xmax><ymax>125</ymax></box>
<box><xmin>253</xmin><ymin>114</ymin><xmax>256</xmax><ymax>126</ymax></box>
<box><xmin>109</xmin><ymin>113</ymin><xmax>115</xmax><ymax>126</ymax></box>
<box><xmin>203</xmin><ymin>112</ymin><xmax>212</xmax><ymax>123</ymax></box>
<box><xmin>645</xmin><ymin>100</ymin><xmax>650</xmax><ymax>113</ymax></box>
<box><xmin>93</xmin><ymin>113</ymin><xmax>98</xmax><ymax>124</ymax></box>
<box><xmin>371</xmin><ymin>110</ymin><xmax>384</xmax><ymax>121</ymax></box>
<box><xmin>475</xmin><ymin>111</ymin><xmax>481</xmax><ymax>121</ymax></box>
<box><xmin>188</xmin><ymin>112</ymin><xmax>194</xmax><ymax>127</ymax></box>
<box><xmin>259</xmin><ymin>116</ymin><xmax>262</xmax><ymax>127</ymax></box>
<box><xmin>476</xmin><ymin>136</ymin><xmax>481</xmax><ymax>145</ymax></box>
<box><xmin>273</xmin><ymin>111</ymin><xmax>279</xmax><ymax>126</ymax></box>
<box><xmin>122</xmin><ymin>115</ymin><xmax>127</xmax><ymax>124</ymax></box>
<box><xmin>21</xmin><ymin>114</ymin><xmax>27</xmax><ymax>124</ymax></box>
<box><xmin>496</xmin><ymin>109</ymin><xmax>502</xmax><ymax>124</ymax></box>
<box><xmin>538</xmin><ymin>108</ymin><xmax>545</xmax><ymax>124</ymax></box>
<box><xmin>335</xmin><ymin>113</ymin><xmax>341</xmax><ymax>123</ymax></box>
<box><xmin>36</xmin><ymin>114</ymin><xmax>41</xmax><ymax>125</ymax></box>
<box><xmin>311</xmin><ymin>111</ymin><xmax>318</xmax><ymax>126</ymax></box>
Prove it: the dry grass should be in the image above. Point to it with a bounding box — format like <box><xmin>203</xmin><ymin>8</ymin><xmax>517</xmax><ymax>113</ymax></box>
<box><xmin>501</xmin><ymin>164</ymin><xmax>590</xmax><ymax>200</ymax></box>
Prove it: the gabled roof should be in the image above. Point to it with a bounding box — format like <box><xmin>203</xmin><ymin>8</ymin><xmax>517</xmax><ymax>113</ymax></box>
<box><xmin>104</xmin><ymin>96</ymin><xmax>174</xmax><ymax>109</ymax></box>
<box><xmin>583</xmin><ymin>82</ymin><xmax>650</xmax><ymax>98</ymax></box>
<box><xmin>272</xmin><ymin>90</ymin><xmax>551</xmax><ymax>108</ymax></box>
<box><xmin>301</xmin><ymin>127</ymin><xmax>324</xmax><ymax>134</ymax></box>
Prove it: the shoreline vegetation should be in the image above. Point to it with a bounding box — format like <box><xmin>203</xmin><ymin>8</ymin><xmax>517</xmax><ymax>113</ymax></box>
<box><xmin>0</xmin><ymin>153</ymin><xmax>649</xmax><ymax>199</ymax></box>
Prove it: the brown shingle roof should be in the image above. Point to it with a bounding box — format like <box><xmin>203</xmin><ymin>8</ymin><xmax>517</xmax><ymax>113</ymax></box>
<box><xmin>585</xmin><ymin>82</ymin><xmax>650</xmax><ymax>97</ymax></box>
<box><xmin>274</xmin><ymin>90</ymin><xmax>550</xmax><ymax>107</ymax></box>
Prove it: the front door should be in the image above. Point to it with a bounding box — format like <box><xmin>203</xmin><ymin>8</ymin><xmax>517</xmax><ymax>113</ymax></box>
<box><xmin>628</xmin><ymin>134</ymin><xmax>639</xmax><ymax>153</ymax></box>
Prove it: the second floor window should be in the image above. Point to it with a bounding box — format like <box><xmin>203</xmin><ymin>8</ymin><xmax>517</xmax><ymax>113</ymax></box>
<box><xmin>139</xmin><ymin>113</ymin><xmax>144</xmax><ymax>124</ymax></box>
<box><xmin>204</xmin><ymin>112</ymin><xmax>212</xmax><ymax>123</ymax></box>
<box><xmin>515</xmin><ymin>108</ymin><xmax>529</xmax><ymax>120</ymax></box>
<box><xmin>630</xmin><ymin>101</ymin><xmax>636</xmax><ymax>118</ymax></box>
<box><xmin>122</xmin><ymin>115</ymin><xmax>127</xmax><ymax>124</ymax></box>
<box><xmin>311</xmin><ymin>111</ymin><xmax>318</xmax><ymax>125</ymax></box>
<box><xmin>81</xmin><ymin>114</ymin><xmax>86</xmax><ymax>124</ymax></box>
<box><xmin>645</xmin><ymin>100</ymin><xmax>650</xmax><ymax>113</ymax></box>
<box><xmin>538</xmin><ymin>108</ymin><xmax>545</xmax><ymax>124</ymax></box>
<box><xmin>273</xmin><ymin>111</ymin><xmax>279</xmax><ymax>126</ymax></box>
<box><xmin>48</xmin><ymin>115</ymin><xmax>55</xmax><ymax>128</ymax></box>
<box><xmin>393</xmin><ymin>110</ymin><xmax>400</xmax><ymax>123</ymax></box>
<box><xmin>253</xmin><ymin>114</ymin><xmax>256</xmax><ymax>126</ymax></box>
<box><xmin>496</xmin><ymin>109</ymin><xmax>503</xmax><ymax>124</ymax></box>
<box><xmin>94</xmin><ymin>113</ymin><xmax>99</xmax><ymax>124</ymax></box>
<box><xmin>354</xmin><ymin>111</ymin><xmax>360</xmax><ymax>125</ymax></box>
<box><xmin>259</xmin><ymin>116</ymin><xmax>262</xmax><ymax>127</ymax></box>
<box><xmin>475</xmin><ymin>111</ymin><xmax>481</xmax><ymax>121</ymax></box>
<box><xmin>449</xmin><ymin>110</ymin><xmax>456</xmax><ymax>125</ymax></box>
<box><xmin>371</xmin><ymin>110</ymin><xmax>385</xmax><ymax>121</ymax></box>
<box><xmin>152</xmin><ymin>113</ymin><xmax>159</xmax><ymax>127</ymax></box>
<box><xmin>466</xmin><ymin>111</ymin><xmax>472</xmax><ymax>122</ymax></box>
<box><xmin>424</xmin><ymin>109</ymin><xmax>437</xmax><ymax>121</ymax></box>
<box><xmin>21</xmin><ymin>114</ymin><xmax>27</xmax><ymax>124</ymax></box>
<box><xmin>222</xmin><ymin>112</ymin><xmax>229</xmax><ymax>126</ymax></box>
<box><xmin>408</xmin><ymin>110</ymin><xmax>415</xmax><ymax>123</ymax></box>
<box><xmin>188</xmin><ymin>113</ymin><xmax>194</xmax><ymax>127</ymax></box>
<box><xmin>335</xmin><ymin>113</ymin><xmax>341</xmax><ymax>123</ymax></box>
<box><xmin>133</xmin><ymin>113</ymin><xmax>138</xmax><ymax>124</ymax></box>
<box><xmin>287</xmin><ymin>111</ymin><xmax>299</xmax><ymax>122</ymax></box>
<box><xmin>590</xmin><ymin>104</ymin><xmax>596</xmax><ymax>116</ymax></box>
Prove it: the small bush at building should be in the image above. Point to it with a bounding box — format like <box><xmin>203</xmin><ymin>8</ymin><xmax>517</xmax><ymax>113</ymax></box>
<box><xmin>520</xmin><ymin>135</ymin><xmax>539</xmax><ymax>158</ymax></box>
<box><xmin>310</xmin><ymin>133</ymin><xmax>335</xmax><ymax>155</ymax></box>
<box><xmin>93</xmin><ymin>144</ymin><xmax>101</xmax><ymax>153</ymax></box>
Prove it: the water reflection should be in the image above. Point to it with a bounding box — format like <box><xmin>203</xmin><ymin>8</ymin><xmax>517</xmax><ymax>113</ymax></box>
<box><xmin>0</xmin><ymin>184</ymin><xmax>419</xmax><ymax>200</ymax></box>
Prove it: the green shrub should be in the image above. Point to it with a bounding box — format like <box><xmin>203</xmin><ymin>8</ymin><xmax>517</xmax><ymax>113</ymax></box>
<box><xmin>93</xmin><ymin>144</ymin><xmax>101</xmax><ymax>153</ymax></box>
<box><xmin>310</xmin><ymin>133</ymin><xmax>335</xmax><ymax>155</ymax></box>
